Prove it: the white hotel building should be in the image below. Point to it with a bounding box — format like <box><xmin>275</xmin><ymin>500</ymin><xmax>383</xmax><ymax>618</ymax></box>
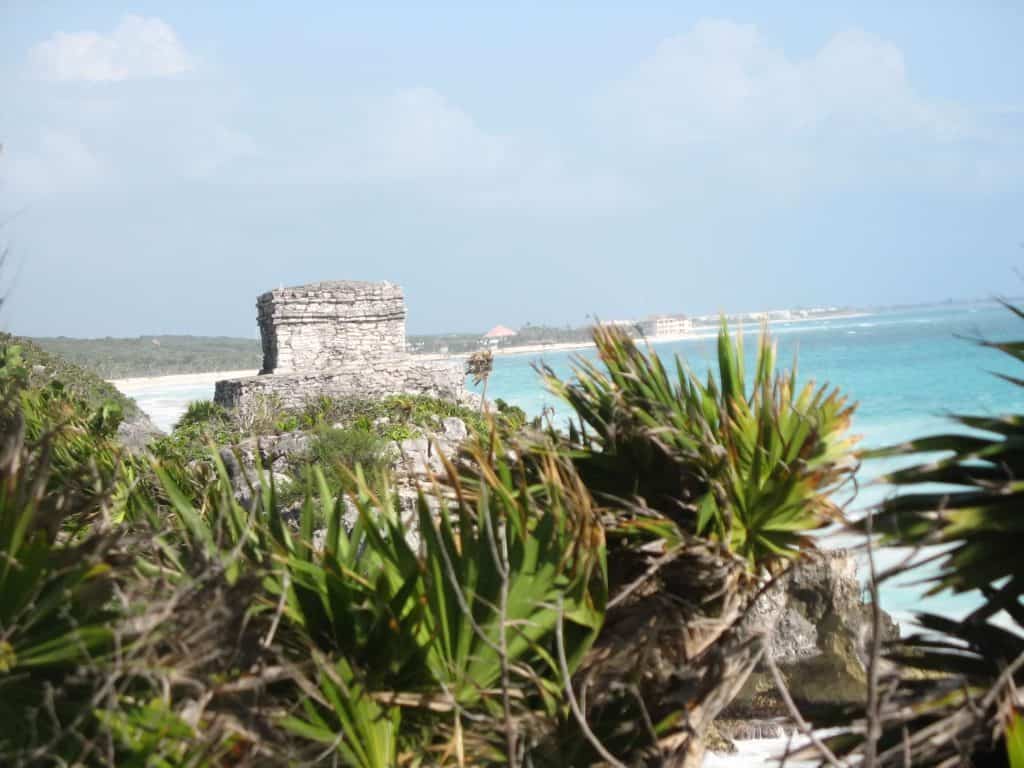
<box><xmin>641</xmin><ymin>314</ymin><xmax>694</xmax><ymax>338</ymax></box>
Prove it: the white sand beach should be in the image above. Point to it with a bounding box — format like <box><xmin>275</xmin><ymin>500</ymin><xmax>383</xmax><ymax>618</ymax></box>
<box><xmin>110</xmin><ymin>369</ymin><xmax>257</xmax><ymax>391</ymax></box>
<box><xmin>430</xmin><ymin>311</ymin><xmax>872</xmax><ymax>361</ymax></box>
<box><xmin>111</xmin><ymin>369</ymin><xmax>257</xmax><ymax>432</ymax></box>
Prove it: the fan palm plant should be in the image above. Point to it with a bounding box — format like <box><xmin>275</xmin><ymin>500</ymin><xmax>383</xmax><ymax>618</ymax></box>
<box><xmin>0</xmin><ymin>370</ymin><xmax>125</xmax><ymax>762</ymax></box>
<box><xmin>535</xmin><ymin>321</ymin><xmax>858</xmax><ymax>766</ymax></box>
<box><xmin>277</xmin><ymin>434</ymin><xmax>606</xmax><ymax>764</ymax></box>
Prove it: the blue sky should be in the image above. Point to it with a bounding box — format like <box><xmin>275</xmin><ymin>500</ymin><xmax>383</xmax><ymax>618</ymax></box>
<box><xmin>1</xmin><ymin>2</ymin><xmax>1022</xmax><ymax>337</ymax></box>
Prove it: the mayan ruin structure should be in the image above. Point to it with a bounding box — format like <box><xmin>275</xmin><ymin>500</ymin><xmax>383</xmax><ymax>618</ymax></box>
<box><xmin>214</xmin><ymin>281</ymin><xmax>467</xmax><ymax>415</ymax></box>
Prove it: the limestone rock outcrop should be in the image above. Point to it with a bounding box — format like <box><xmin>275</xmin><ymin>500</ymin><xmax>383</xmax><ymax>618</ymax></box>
<box><xmin>116</xmin><ymin>411</ymin><xmax>164</xmax><ymax>455</ymax></box>
<box><xmin>730</xmin><ymin>550</ymin><xmax>899</xmax><ymax>713</ymax></box>
<box><xmin>215</xmin><ymin>281</ymin><xmax>469</xmax><ymax>417</ymax></box>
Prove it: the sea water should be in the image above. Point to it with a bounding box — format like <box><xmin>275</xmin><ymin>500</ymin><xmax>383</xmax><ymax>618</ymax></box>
<box><xmin>114</xmin><ymin>303</ymin><xmax>1024</xmax><ymax>766</ymax></box>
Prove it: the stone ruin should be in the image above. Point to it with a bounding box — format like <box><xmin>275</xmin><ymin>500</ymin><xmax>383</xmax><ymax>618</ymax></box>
<box><xmin>255</xmin><ymin>281</ymin><xmax>406</xmax><ymax>374</ymax></box>
<box><xmin>214</xmin><ymin>281</ymin><xmax>468</xmax><ymax>416</ymax></box>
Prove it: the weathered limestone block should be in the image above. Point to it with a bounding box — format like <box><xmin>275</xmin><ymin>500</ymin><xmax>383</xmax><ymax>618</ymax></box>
<box><xmin>216</xmin><ymin>280</ymin><xmax>470</xmax><ymax>415</ymax></box>
<box><xmin>257</xmin><ymin>281</ymin><xmax>407</xmax><ymax>374</ymax></box>
<box><xmin>441</xmin><ymin>417</ymin><xmax>468</xmax><ymax>442</ymax></box>
<box><xmin>215</xmin><ymin>359</ymin><xmax>469</xmax><ymax>418</ymax></box>
<box><xmin>729</xmin><ymin>550</ymin><xmax>899</xmax><ymax>711</ymax></box>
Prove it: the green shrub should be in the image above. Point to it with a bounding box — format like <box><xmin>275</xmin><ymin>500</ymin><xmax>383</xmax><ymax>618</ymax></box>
<box><xmin>1</xmin><ymin>343</ymin><xmax>128</xmax><ymax>519</ymax></box>
<box><xmin>0</xmin><ymin>332</ymin><xmax>140</xmax><ymax>418</ymax></box>
<box><xmin>312</xmin><ymin>394</ymin><xmax>490</xmax><ymax>439</ymax></box>
<box><xmin>494</xmin><ymin>397</ymin><xmax>528</xmax><ymax>430</ymax></box>
<box><xmin>235</xmin><ymin>392</ymin><xmax>289</xmax><ymax>435</ymax></box>
<box><xmin>534</xmin><ymin>322</ymin><xmax>858</xmax><ymax>761</ymax></box>
<box><xmin>30</xmin><ymin>334</ymin><xmax>262</xmax><ymax>379</ymax></box>
<box><xmin>283</xmin><ymin>424</ymin><xmax>393</xmax><ymax>506</ymax></box>
<box><xmin>274</xmin><ymin>412</ymin><xmax>301</xmax><ymax>432</ymax></box>
<box><xmin>174</xmin><ymin>398</ymin><xmax>229</xmax><ymax>430</ymax></box>
<box><xmin>207</xmin><ymin>393</ymin><xmax>500</xmax><ymax>447</ymax></box>
<box><xmin>152</xmin><ymin>401</ymin><xmax>239</xmax><ymax>466</ymax></box>
<box><xmin>299</xmin><ymin>395</ymin><xmax>338</xmax><ymax>429</ymax></box>
<box><xmin>0</xmin><ymin>346</ymin><xmax>129</xmax><ymax>760</ymax></box>
<box><xmin>311</xmin><ymin>424</ymin><xmax>390</xmax><ymax>470</ymax></box>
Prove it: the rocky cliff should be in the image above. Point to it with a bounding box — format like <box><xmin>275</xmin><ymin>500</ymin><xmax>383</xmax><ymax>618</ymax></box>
<box><xmin>720</xmin><ymin>549</ymin><xmax>899</xmax><ymax>741</ymax></box>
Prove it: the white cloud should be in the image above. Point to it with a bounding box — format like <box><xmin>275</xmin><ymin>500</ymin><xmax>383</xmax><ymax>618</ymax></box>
<box><xmin>29</xmin><ymin>15</ymin><xmax>193</xmax><ymax>82</ymax></box>
<box><xmin>590</xmin><ymin>19</ymin><xmax>1010</xmax><ymax>202</ymax></box>
<box><xmin>290</xmin><ymin>87</ymin><xmax>634</xmax><ymax>210</ymax></box>
<box><xmin>603</xmin><ymin>20</ymin><xmax>969</xmax><ymax>147</ymax></box>
<box><xmin>9</xmin><ymin>17</ymin><xmax>1010</xmax><ymax>211</ymax></box>
<box><xmin>359</xmin><ymin>88</ymin><xmax>509</xmax><ymax>179</ymax></box>
<box><xmin>3</xmin><ymin>130</ymin><xmax>104</xmax><ymax>198</ymax></box>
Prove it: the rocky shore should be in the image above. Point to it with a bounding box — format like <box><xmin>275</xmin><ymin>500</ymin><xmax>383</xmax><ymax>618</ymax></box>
<box><xmin>715</xmin><ymin>550</ymin><xmax>899</xmax><ymax>753</ymax></box>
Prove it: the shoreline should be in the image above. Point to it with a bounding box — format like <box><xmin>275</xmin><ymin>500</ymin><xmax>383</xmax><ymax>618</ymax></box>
<box><xmin>110</xmin><ymin>369</ymin><xmax>258</xmax><ymax>391</ymax></box>
<box><xmin>107</xmin><ymin>312</ymin><xmax>874</xmax><ymax>386</ymax></box>
<box><xmin>426</xmin><ymin>311</ymin><xmax>872</xmax><ymax>361</ymax></box>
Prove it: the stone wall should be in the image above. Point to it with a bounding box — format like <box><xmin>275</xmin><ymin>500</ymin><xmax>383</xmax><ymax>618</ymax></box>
<box><xmin>257</xmin><ymin>281</ymin><xmax>406</xmax><ymax>374</ymax></box>
<box><xmin>215</xmin><ymin>358</ymin><xmax>469</xmax><ymax>418</ymax></box>
<box><xmin>216</xmin><ymin>280</ymin><xmax>470</xmax><ymax>416</ymax></box>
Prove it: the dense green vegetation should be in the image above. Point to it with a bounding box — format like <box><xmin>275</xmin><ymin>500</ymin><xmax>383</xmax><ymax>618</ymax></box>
<box><xmin>4</xmin><ymin>311</ymin><xmax>1024</xmax><ymax>767</ymax></box>
<box><xmin>32</xmin><ymin>325</ymin><xmax>609</xmax><ymax>376</ymax></box>
<box><xmin>278</xmin><ymin>393</ymin><xmax>493</xmax><ymax>439</ymax></box>
<box><xmin>0</xmin><ymin>321</ymin><xmax>855</xmax><ymax>766</ymax></box>
<box><xmin>285</xmin><ymin>424</ymin><xmax>393</xmax><ymax>504</ymax></box>
<box><xmin>1</xmin><ymin>332</ymin><xmax>140</xmax><ymax>417</ymax></box>
<box><xmin>31</xmin><ymin>334</ymin><xmax>261</xmax><ymax>378</ymax></box>
<box><xmin>160</xmin><ymin>392</ymin><xmax>494</xmax><ymax>455</ymax></box>
<box><xmin>152</xmin><ymin>393</ymin><xmax>522</xmax><ymax>514</ymax></box>
<box><xmin>407</xmin><ymin>331</ymin><xmax>483</xmax><ymax>354</ymax></box>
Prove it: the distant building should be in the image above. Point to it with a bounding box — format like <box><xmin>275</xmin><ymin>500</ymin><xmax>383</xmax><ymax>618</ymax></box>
<box><xmin>482</xmin><ymin>324</ymin><xmax>517</xmax><ymax>348</ymax></box>
<box><xmin>641</xmin><ymin>314</ymin><xmax>693</xmax><ymax>338</ymax></box>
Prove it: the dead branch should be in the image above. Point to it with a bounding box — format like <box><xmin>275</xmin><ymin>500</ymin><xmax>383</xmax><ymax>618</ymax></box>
<box><xmin>556</xmin><ymin>597</ymin><xmax>627</xmax><ymax>768</ymax></box>
<box><xmin>764</xmin><ymin>653</ymin><xmax>846</xmax><ymax>768</ymax></box>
